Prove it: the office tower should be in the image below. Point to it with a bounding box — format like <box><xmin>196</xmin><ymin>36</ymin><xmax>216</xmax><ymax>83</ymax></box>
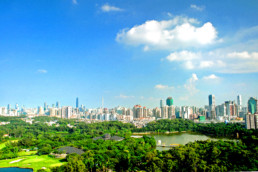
<box><xmin>237</xmin><ymin>95</ymin><xmax>242</xmax><ymax>112</ymax></box>
<box><xmin>44</xmin><ymin>102</ymin><xmax>47</xmax><ymax>111</ymax></box>
<box><xmin>166</xmin><ymin>97</ymin><xmax>173</xmax><ymax>106</ymax></box>
<box><xmin>61</xmin><ymin>106</ymin><xmax>72</xmax><ymax>119</ymax></box>
<box><xmin>160</xmin><ymin>99</ymin><xmax>164</xmax><ymax>108</ymax></box>
<box><xmin>246</xmin><ymin>114</ymin><xmax>258</xmax><ymax>129</ymax></box>
<box><xmin>76</xmin><ymin>97</ymin><xmax>79</xmax><ymax>108</ymax></box>
<box><xmin>7</xmin><ymin>104</ymin><xmax>11</xmax><ymax>111</ymax></box>
<box><xmin>15</xmin><ymin>104</ymin><xmax>19</xmax><ymax>110</ymax></box>
<box><xmin>208</xmin><ymin>94</ymin><xmax>216</xmax><ymax>119</ymax></box>
<box><xmin>133</xmin><ymin>105</ymin><xmax>143</xmax><ymax>118</ymax></box>
<box><xmin>38</xmin><ymin>106</ymin><xmax>44</xmax><ymax>115</ymax></box>
<box><xmin>168</xmin><ymin>106</ymin><xmax>176</xmax><ymax>119</ymax></box>
<box><xmin>56</xmin><ymin>101</ymin><xmax>59</xmax><ymax>108</ymax></box>
<box><xmin>248</xmin><ymin>97</ymin><xmax>258</xmax><ymax>114</ymax></box>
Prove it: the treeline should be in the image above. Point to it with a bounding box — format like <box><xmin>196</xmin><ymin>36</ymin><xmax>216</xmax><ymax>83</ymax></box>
<box><xmin>52</xmin><ymin>138</ymin><xmax>258</xmax><ymax>172</ymax></box>
<box><xmin>133</xmin><ymin>119</ymin><xmax>195</xmax><ymax>132</ymax></box>
<box><xmin>133</xmin><ymin>119</ymin><xmax>257</xmax><ymax>139</ymax></box>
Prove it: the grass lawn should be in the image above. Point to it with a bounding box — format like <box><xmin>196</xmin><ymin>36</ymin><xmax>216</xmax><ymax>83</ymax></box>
<box><xmin>0</xmin><ymin>142</ymin><xmax>6</xmax><ymax>150</ymax></box>
<box><xmin>0</xmin><ymin>154</ymin><xmax>65</xmax><ymax>172</ymax></box>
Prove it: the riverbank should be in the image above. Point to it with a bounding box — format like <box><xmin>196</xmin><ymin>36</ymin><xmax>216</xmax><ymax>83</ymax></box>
<box><xmin>132</xmin><ymin>131</ymin><xmax>188</xmax><ymax>135</ymax></box>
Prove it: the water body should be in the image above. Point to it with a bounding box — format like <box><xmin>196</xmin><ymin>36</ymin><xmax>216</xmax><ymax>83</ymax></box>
<box><xmin>135</xmin><ymin>132</ymin><xmax>235</xmax><ymax>151</ymax></box>
<box><xmin>0</xmin><ymin>168</ymin><xmax>32</xmax><ymax>172</ymax></box>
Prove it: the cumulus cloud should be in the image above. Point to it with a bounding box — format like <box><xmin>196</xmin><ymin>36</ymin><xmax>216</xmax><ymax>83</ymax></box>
<box><xmin>101</xmin><ymin>4</ymin><xmax>123</xmax><ymax>12</ymax></box>
<box><xmin>155</xmin><ymin>84</ymin><xmax>174</xmax><ymax>90</ymax></box>
<box><xmin>203</xmin><ymin>74</ymin><xmax>219</xmax><ymax>80</ymax></box>
<box><xmin>37</xmin><ymin>69</ymin><xmax>47</xmax><ymax>74</ymax></box>
<box><xmin>166</xmin><ymin>51</ymin><xmax>200</xmax><ymax>61</ymax></box>
<box><xmin>116</xmin><ymin>16</ymin><xmax>217</xmax><ymax>50</ymax></box>
<box><xmin>116</xmin><ymin>94</ymin><xmax>134</xmax><ymax>99</ymax></box>
<box><xmin>227</xmin><ymin>51</ymin><xmax>258</xmax><ymax>59</ymax></box>
<box><xmin>199</xmin><ymin>61</ymin><xmax>214</xmax><ymax>68</ymax></box>
<box><xmin>184</xmin><ymin>73</ymin><xmax>199</xmax><ymax>95</ymax></box>
<box><xmin>190</xmin><ymin>4</ymin><xmax>205</xmax><ymax>11</ymax></box>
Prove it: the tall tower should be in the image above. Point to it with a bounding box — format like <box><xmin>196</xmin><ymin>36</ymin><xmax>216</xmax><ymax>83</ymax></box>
<box><xmin>237</xmin><ymin>95</ymin><xmax>242</xmax><ymax>112</ymax></box>
<box><xmin>248</xmin><ymin>97</ymin><xmax>258</xmax><ymax>114</ymax></box>
<box><xmin>44</xmin><ymin>102</ymin><xmax>47</xmax><ymax>111</ymax></box>
<box><xmin>56</xmin><ymin>101</ymin><xmax>60</xmax><ymax>108</ymax></box>
<box><xmin>76</xmin><ymin>97</ymin><xmax>79</xmax><ymax>108</ymax></box>
<box><xmin>160</xmin><ymin>99</ymin><xmax>164</xmax><ymax>108</ymax></box>
<box><xmin>166</xmin><ymin>97</ymin><xmax>173</xmax><ymax>106</ymax></box>
<box><xmin>208</xmin><ymin>94</ymin><xmax>216</xmax><ymax>119</ymax></box>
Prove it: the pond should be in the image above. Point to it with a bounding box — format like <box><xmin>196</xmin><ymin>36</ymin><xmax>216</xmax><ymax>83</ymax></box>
<box><xmin>133</xmin><ymin>132</ymin><xmax>236</xmax><ymax>151</ymax></box>
<box><xmin>0</xmin><ymin>168</ymin><xmax>33</xmax><ymax>172</ymax></box>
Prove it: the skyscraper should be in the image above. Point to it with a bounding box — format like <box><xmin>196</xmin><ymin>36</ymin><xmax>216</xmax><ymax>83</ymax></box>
<box><xmin>44</xmin><ymin>102</ymin><xmax>47</xmax><ymax>111</ymax></box>
<box><xmin>166</xmin><ymin>97</ymin><xmax>173</xmax><ymax>106</ymax></box>
<box><xmin>208</xmin><ymin>94</ymin><xmax>216</xmax><ymax>119</ymax></box>
<box><xmin>248</xmin><ymin>97</ymin><xmax>258</xmax><ymax>115</ymax></box>
<box><xmin>237</xmin><ymin>95</ymin><xmax>242</xmax><ymax>112</ymax></box>
<box><xmin>76</xmin><ymin>97</ymin><xmax>79</xmax><ymax>108</ymax></box>
<box><xmin>160</xmin><ymin>99</ymin><xmax>164</xmax><ymax>108</ymax></box>
<box><xmin>56</xmin><ymin>101</ymin><xmax>59</xmax><ymax>108</ymax></box>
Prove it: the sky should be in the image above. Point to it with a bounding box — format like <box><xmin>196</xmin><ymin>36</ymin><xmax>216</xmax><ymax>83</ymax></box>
<box><xmin>0</xmin><ymin>0</ymin><xmax>258</xmax><ymax>108</ymax></box>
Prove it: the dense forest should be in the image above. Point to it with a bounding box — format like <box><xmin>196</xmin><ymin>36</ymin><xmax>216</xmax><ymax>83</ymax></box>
<box><xmin>0</xmin><ymin>116</ymin><xmax>257</xmax><ymax>171</ymax></box>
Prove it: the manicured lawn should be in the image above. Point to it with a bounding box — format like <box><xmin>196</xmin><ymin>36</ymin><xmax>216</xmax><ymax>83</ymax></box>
<box><xmin>0</xmin><ymin>155</ymin><xmax>65</xmax><ymax>172</ymax></box>
<box><xmin>0</xmin><ymin>142</ymin><xmax>6</xmax><ymax>150</ymax></box>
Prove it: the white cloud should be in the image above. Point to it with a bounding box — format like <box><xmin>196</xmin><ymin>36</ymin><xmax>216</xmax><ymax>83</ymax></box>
<box><xmin>190</xmin><ymin>4</ymin><xmax>205</xmax><ymax>11</ymax></box>
<box><xmin>116</xmin><ymin>94</ymin><xmax>134</xmax><ymax>99</ymax></box>
<box><xmin>184</xmin><ymin>61</ymin><xmax>195</xmax><ymax>69</ymax></box>
<box><xmin>37</xmin><ymin>69</ymin><xmax>47</xmax><ymax>74</ymax></box>
<box><xmin>184</xmin><ymin>73</ymin><xmax>199</xmax><ymax>95</ymax></box>
<box><xmin>199</xmin><ymin>60</ymin><xmax>214</xmax><ymax>68</ymax></box>
<box><xmin>116</xmin><ymin>16</ymin><xmax>217</xmax><ymax>50</ymax></box>
<box><xmin>101</xmin><ymin>4</ymin><xmax>123</xmax><ymax>12</ymax></box>
<box><xmin>203</xmin><ymin>74</ymin><xmax>219</xmax><ymax>80</ymax></box>
<box><xmin>72</xmin><ymin>0</ymin><xmax>77</xmax><ymax>5</ymax></box>
<box><xmin>227</xmin><ymin>51</ymin><xmax>258</xmax><ymax>59</ymax></box>
<box><xmin>166</xmin><ymin>51</ymin><xmax>200</xmax><ymax>61</ymax></box>
<box><xmin>155</xmin><ymin>84</ymin><xmax>174</xmax><ymax>90</ymax></box>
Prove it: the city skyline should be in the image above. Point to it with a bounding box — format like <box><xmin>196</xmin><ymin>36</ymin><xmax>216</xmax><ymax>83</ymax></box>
<box><xmin>0</xmin><ymin>0</ymin><xmax>258</xmax><ymax>108</ymax></box>
<box><xmin>0</xmin><ymin>94</ymin><xmax>255</xmax><ymax>109</ymax></box>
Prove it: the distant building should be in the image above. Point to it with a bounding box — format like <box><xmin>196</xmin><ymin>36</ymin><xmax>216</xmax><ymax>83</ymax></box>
<box><xmin>61</xmin><ymin>106</ymin><xmax>72</xmax><ymax>119</ymax></box>
<box><xmin>76</xmin><ymin>97</ymin><xmax>79</xmax><ymax>108</ymax></box>
<box><xmin>248</xmin><ymin>97</ymin><xmax>258</xmax><ymax>114</ymax></box>
<box><xmin>44</xmin><ymin>102</ymin><xmax>47</xmax><ymax>111</ymax></box>
<box><xmin>56</xmin><ymin>101</ymin><xmax>59</xmax><ymax>108</ymax></box>
<box><xmin>246</xmin><ymin>114</ymin><xmax>258</xmax><ymax>129</ymax></box>
<box><xmin>237</xmin><ymin>95</ymin><xmax>242</xmax><ymax>112</ymax></box>
<box><xmin>208</xmin><ymin>94</ymin><xmax>216</xmax><ymax>119</ymax></box>
<box><xmin>166</xmin><ymin>97</ymin><xmax>173</xmax><ymax>106</ymax></box>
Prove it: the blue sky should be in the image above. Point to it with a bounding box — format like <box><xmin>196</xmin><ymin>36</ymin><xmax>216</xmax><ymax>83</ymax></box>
<box><xmin>0</xmin><ymin>0</ymin><xmax>257</xmax><ymax>108</ymax></box>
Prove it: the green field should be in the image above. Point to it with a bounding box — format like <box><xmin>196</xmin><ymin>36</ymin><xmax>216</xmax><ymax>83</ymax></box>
<box><xmin>0</xmin><ymin>154</ymin><xmax>65</xmax><ymax>172</ymax></box>
<box><xmin>0</xmin><ymin>142</ymin><xmax>6</xmax><ymax>150</ymax></box>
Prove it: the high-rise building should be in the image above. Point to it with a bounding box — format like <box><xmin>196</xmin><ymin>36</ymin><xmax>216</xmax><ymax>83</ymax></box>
<box><xmin>76</xmin><ymin>97</ymin><xmax>79</xmax><ymax>108</ymax></box>
<box><xmin>7</xmin><ymin>104</ymin><xmax>11</xmax><ymax>111</ymax></box>
<box><xmin>248</xmin><ymin>97</ymin><xmax>258</xmax><ymax>115</ymax></box>
<box><xmin>208</xmin><ymin>94</ymin><xmax>216</xmax><ymax>119</ymax></box>
<box><xmin>61</xmin><ymin>106</ymin><xmax>72</xmax><ymax>119</ymax></box>
<box><xmin>15</xmin><ymin>104</ymin><xmax>19</xmax><ymax>110</ymax></box>
<box><xmin>160</xmin><ymin>99</ymin><xmax>164</xmax><ymax>108</ymax></box>
<box><xmin>56</xmin><ymin>101</ymin><xmax>59</xmax><ymax>108</ymax></box>
<box><xmin>166</xmin><ymin>97</ymin><xmax>173</xmax><ymax>106</ymax></box>
<box><xmin>133</xmin><ymin>105</ymin><xmax>143</xmax><ymax>118</ymax></box>
<box><xmin>44</xmin><ymin>102</ymin><xmax>47</xmax><ymax>111</ymax></box>
<box><xmin>237</xmin><ymin>95</ymin><xmax>242</xmax><ymax>112</ymax></box>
